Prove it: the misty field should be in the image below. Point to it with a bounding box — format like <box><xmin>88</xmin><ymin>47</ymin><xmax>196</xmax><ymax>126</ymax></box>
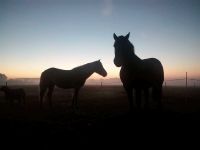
<box><xmin>0</xmin><ymin>85</ymin><xmax>200</xmax><ymax>148</ymax></box>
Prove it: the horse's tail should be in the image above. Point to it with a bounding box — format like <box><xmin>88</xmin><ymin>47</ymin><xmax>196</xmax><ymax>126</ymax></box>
<box><xmin>39</xmin><ymin>70</ymin><xmax>48</xmax><ymax>107</ymax></box>
<box><xmin>39</xmin><ymin>72</ymin><xmax>44</xmax><ymax>87</ymax></box>
<box><xmin>39</xmin><ymin>69</ymin><xmax>50</xmax><ymax>107</ymax></box>
<box><xmin>39</xmin><ymin>70</ymin><xmax>47</xmax><ymax>88</ymax></box>
<box><xmin>39</xmin><ymin>71</ymin><xmax>48</xmax><ymax>100</ymax></box>
<box><xmin>151</xmin><ymin>58</ymin><xmax>164</xmax><ymax>83</ymax></box>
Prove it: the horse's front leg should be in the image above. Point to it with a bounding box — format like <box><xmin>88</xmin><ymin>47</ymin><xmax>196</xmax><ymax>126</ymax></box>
<box><xmin>152</xmin><ymin>84</ymin><xmax>162</xmax><ymax>110</ymax></box>
<box><xmin>40</xmin><ymin>87</ymin><xmax>47</xmax><ymax>109</ymax></box>
<box><xmin>135</xmin><ymin>88</ymin><xmax>142</xmax><ymax>110</ymax></box>
<box><xmin>72</xmin><ymin>87</ymin><xmax>80</xmax><ymax>109</ymax></box>
<box><xmin>124</xmin><ymin>87</ymin><xmax>133</xmax><ymax>112</ymax></box>
<box><xmin>144</xmin><ymin>88</ymin><xmax>149</xmax><ymax>110</ymax></box>
<box><xmin>47</xmin><ymin>85</ymin><xmax>54</xmax><ymax>108</ymax></box>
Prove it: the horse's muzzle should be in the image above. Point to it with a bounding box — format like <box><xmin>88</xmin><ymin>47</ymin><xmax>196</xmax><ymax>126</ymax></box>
<box><xmin>114</xmin><ymin>58</ymin><xmax>122</xmax><ymax>67</ymax></box>
<box><xmin>102</xmin><ymin>71</ymin><xmax>107</xmax><ymax>77</ymax></box>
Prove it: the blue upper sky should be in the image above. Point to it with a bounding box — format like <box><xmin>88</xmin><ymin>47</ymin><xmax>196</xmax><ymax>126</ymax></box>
<box><xmin>0</xmin><ymin>0</ymin><xmax>200</xmax><ymax>79</ymax></box>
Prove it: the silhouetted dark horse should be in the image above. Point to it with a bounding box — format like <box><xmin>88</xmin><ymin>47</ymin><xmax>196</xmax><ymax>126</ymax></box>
<box><xmin>113</xmin><ymin>33</ymin><xmax>164</xmax><ymax>111</ymax></box>
<box><xmin>39</xmin><ymin>60</ymin><xmax>107</xmax><ymax>108</ymax></box>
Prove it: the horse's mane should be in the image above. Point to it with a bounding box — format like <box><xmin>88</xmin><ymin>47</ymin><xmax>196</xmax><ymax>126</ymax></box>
<box><xmin>115</xmin><ymin>36</ymin><xmax>142</xmax><ymax>63</ymax></box>
<box><xmin>126</xmin><ymin>40</ymin><xmax>135</xmax><ymax>55</ymax></box>
<box><xmin>72</xmin><ymin>61</ymin><xmax>95</xmax><ymax>71</ymax></box>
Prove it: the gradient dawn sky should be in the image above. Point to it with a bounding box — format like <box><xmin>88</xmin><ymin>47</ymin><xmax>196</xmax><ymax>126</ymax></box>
<box><xmin>0</xmin><ymin>0</ymin><xmax>200</xmax><ymax>80</ymax></box>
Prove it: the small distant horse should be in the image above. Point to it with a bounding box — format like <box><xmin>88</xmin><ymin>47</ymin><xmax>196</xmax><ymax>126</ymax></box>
<box><xmin>0</xmin><ymin>85</ymin><xmax>26</xmax><ymax>105</ymax></box>
<box><xmin>113</xmin><ymin>33</ymin><xmax>164</xmax><ymax>111</ymax></box>
<box><xmin>39</xmin><ymin>60</ymin><xmax>107</xmax><ymax>108</ymax></box>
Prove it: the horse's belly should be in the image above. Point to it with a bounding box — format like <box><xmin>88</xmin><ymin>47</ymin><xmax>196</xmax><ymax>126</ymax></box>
<box><xmin>120</xmin><ymin>72</ymin><xmax>154</xmax><ymax>88</ymax></box>
<box><xmin>55</xmin><ymin>79</ymin><xmax>84</xmax><ymax>89</ymax></box>
<box><xmin>56</xmin><ymin>83</ymin><xmax>74</xmax><ymax>89</ymax></box>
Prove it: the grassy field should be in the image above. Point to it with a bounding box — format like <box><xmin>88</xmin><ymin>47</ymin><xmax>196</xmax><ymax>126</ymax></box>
<box><xmin>0</xmin><ymin>85</ymin><xmax>200</xmax><ymax>148</ymax></box>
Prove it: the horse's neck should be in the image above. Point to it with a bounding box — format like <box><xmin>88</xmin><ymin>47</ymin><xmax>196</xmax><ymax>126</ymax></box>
<box><xmin>124</xmin><ymin>53</ymin><xmax>142</xmax><ymax>67</ymax></box>
<box><xmin>73</xmin><ymin>63</ymin><xmax>95</xmax><ymax>79</ymax></box>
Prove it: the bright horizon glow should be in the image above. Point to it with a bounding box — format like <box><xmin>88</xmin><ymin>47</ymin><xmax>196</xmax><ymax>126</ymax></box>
<box><xmin>1</xmin><ymin>0</ymin><xmax>200</xmax><ymax>80</ymax></box>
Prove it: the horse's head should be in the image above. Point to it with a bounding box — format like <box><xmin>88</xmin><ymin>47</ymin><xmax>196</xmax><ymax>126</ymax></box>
<box><xmin>113</xmin><ymin>32</ymin><xmax>134</xmax><ymax>67</ymax></box>
<box><xmin>94</xmin><ymin>60</ymin><xmax>107</xmax><ymax>77</ymax></box>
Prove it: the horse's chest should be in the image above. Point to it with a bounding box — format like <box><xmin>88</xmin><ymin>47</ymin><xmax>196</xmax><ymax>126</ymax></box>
<box><xmin>120</xmin><ymin>67</ymin><xmax>150</xmax><ymax>86</ymax></box>
<box><xmin>120</xmin><ymin>67</ymin><xmax>142</xmax><ymax>79</ymax></box>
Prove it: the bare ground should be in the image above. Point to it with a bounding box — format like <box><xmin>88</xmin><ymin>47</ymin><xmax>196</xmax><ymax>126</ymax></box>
<box><xmin>0</xmin><ymin>85</ymin><xmax>200</xmax><ymax>148</ymax></box>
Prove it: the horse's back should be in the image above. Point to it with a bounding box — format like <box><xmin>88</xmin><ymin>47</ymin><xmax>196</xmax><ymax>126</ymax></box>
<box><xmin>132</xmin><ymin>58</ymin><xmax>164</xmax><ymax>88</ymax></box>
<box><xmin>40</xmin><ymin>67</ymin><xmax>81</xmax><ymax>88</ymax></box>
<box><xmin>40</xmin><ymin>68</ymin><xmax>55</xmax><ymax>82</ymax></box>
<box><xmin>143</xmin><ymin>58</ymin><xmax>164</xmax><ymax>82</ymax></box>
<box><xmin>41</xmin><ymin>67</ymin><xmax>71</xmax><ymax>78</ymax></box>
<box><xmin>120</xmin><ymin>58</ymin><xmax>164</xmax><ymax>88</ymax></box>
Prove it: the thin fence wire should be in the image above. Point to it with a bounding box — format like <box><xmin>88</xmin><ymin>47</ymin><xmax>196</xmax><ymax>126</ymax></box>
<box><xmin>164</xmin><ymin>72</ymin><xmax>200</xmax><ymax>87</ymax></box>
<box><xmin>99</xmin><ymin>72</ymin><xmax>200</xmax><ymax>87</ymax></box>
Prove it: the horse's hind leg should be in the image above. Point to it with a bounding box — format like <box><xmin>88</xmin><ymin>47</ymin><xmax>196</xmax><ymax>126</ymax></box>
<box><xmin>157</xmin><ymin>85</ymin><xmax>163</xmax><ymax>109</ymax></box>
<box><xmin>144</xmin><ymin>88</ymin><xmax>149</xmax><ymax>110</ymax></box>
<box><xmin>124</xmin><ymin>87</ymin><xmax>133</xmax><ymax>112</ymax></box>
<box><xmin>47</xmin><ymin>85</ymin><xmax>54</xmax><ymax>108</ymax></box>
<box><xmin>135</xmin><ymin>88</ymin><xmax>142</xmax><ymax>110</ymax></box>
<box><xmin>40</xmin><ymin>86</ymin><xmax>47</xmax><ymax>108</ymax></box>
<box><xmin>152</xmin><ymin>84</ymin><xmax>162</xmax><ymax>109</ymax></box>
<box><xmin>72</xmin><ymin>87</ymin><xmax>80</xmax><ymax>109</ymax></box>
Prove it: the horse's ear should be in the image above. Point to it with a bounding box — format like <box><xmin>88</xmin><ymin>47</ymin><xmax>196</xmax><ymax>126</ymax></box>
<box><xmin>113</xmin><ymin>33</ymin><xmax>118</xmax><ymax>41</ymax></box>
<box><xmin>125</xmin><ymin>32</ymin><xmax>130</xmax><ymax>40</ymax></box>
